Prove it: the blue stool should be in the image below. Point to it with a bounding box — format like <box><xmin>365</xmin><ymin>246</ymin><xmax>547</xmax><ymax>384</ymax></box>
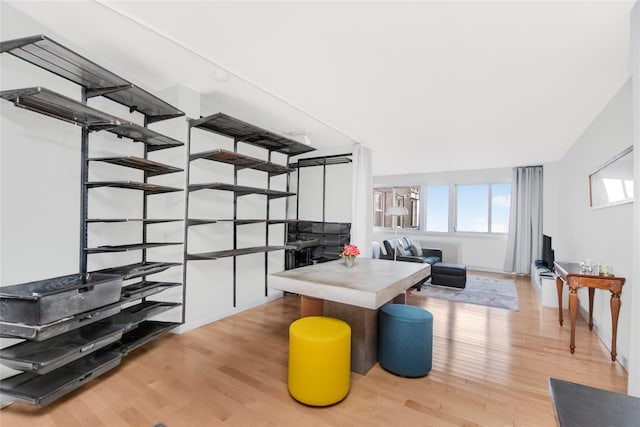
<box><xmin>378</xmin><ymin>304</ymin><xmax>433</xmax><ymax>377</ymax></box>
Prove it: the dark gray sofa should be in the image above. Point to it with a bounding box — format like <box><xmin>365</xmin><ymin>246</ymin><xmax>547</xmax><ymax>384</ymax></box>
<box><xmin>382</xmin><ymin>237</ymin><xmax>442</xmax><ymax>265</ymax></box>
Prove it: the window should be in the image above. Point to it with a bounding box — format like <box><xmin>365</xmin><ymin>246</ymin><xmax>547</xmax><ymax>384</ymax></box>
<box><xmin>375</xmin><ymin>182</ymin><xmax>510</xmax><ymax>234</ymax></box>
<box><xmin>456</xmin><ymin>185</ymin><xmax>489</xmax><ymax>232</ymax></box>
<box><xmin>425</xmin><ymin>185</ymin><xmax>449</xmax><ymax>232</ymax></box>
<box><xmin>455</xmin><ymin>183</ymin><xmax>511</xmax><ymax>233</ymax></box>
<box><xmin>491</xmin><ymin>183</ymin><xmax>511</xmax><ymax>233</ymax></box>
<box><xmin>372</xmin><ymin>187</ymin><xmax>420</xmax><ymax>229</ymax></box>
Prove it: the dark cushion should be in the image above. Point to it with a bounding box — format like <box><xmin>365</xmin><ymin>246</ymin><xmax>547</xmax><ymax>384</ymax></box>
<box><xmin>422</xmin><ymin>256</ymin><xmax>440</xmax><ymax>265</ymax></box>
<box><xmin>431</xmin><ymin>263</ymin><xmax>467</xmax><ymax>288</ymax></box>
<box><xmin>384</xmin><ymin>238</ymin><xmax>411</xmax><ymax>257</ymax></box>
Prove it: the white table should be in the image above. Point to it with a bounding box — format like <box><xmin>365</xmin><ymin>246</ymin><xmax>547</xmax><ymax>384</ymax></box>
<box><xmin>270</xmin><ymin>258</ymin><xmax>431</xmax><ymax>374</ymax></box>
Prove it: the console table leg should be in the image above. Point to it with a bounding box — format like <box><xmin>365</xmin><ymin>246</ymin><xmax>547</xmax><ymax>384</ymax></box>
<box><xmin>588</xmin><ymin>288</ymin><xmax>595</xmax><ymax>331</ymax></box>
<box><xmin>569</xmin><ymin>288</ymin><xmax>578</xmax><ymax>354</ymax></box>
<box><xmin>610</xmin><ymin>292</ymin><xmax>621</xmax><ymax>362</ymax></box>
<box><xmin>556</xmin><ymin>277</ymin><xmax>564</xmax><ymax>326</ymax></box>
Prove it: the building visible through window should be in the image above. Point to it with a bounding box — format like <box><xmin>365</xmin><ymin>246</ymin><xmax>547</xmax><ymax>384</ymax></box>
<box><xmin>373</xmin><ymin>187</ymin><xmax>420</xmax><ymax>229</ymax></box>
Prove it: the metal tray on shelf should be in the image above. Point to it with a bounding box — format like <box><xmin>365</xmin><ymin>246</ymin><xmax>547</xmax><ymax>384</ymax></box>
<box><xmin>98</xmin><ymin>301</ymin><xmax>181</xmax><ymax>331</ymax></box>
<box><xmin>0</xmin><ymin>302</ymin><xmax>122</xmax><ymax>341</ymax></box>
<box><xmin>121</xmin><ymin>281</ymin><xmax>181</xmax><ymax>302</ymax></box>
<box><xmin>0</xmin><ymin>323</ymin><xmax>124</xmax><ymax>375</ymax></box>
<box><xmin>107</xmin><ymin>321</ymin><xmax>179</xmax><ymax>356</ymax></box>
<box><xmin>0</xmin><ymin>350</ymin><xmax>121</xmax><ymax>408</ymax></box>
<box><xmin>0</xmin><ymin>273</ymin><xmax>122</xmax><ymax>325</ymax></box>
<box><xmin>93</xmin><ymin>261</ymin><xmax>181</xmax><ymax>280</ymax></box>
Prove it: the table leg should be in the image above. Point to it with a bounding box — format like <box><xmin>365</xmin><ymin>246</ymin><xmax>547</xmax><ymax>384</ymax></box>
<box><xmin>610</xmin><ymin>292</ymin><xmax>621</xmax><ymax>362</ymax></box>
<box><xmin>588</xmin><ymin>288</ymin><xmax>595</xmax><ymax>331</ymax></box>
<box><xmin>392</xmin><ymin>291</ymin><xmax>406</xmax><ymax>304</ymax></box>
<box><xmin>569</xmin><ymin>287</ymin><xmax>578</xmax><ymax>354</ymax></box>
<box><xmin>324</xmin><ymin>301</ymin><xmax>378</xmax><ymax>375</ymax></box>
<box><xmin>556</xmin><ymin>277</ymin><xmax>564</xmax><ymax>326</ymax></box>
<box><xmin>300</xmin><ymin>296</ymin><xmax>324</xmax><ymax>317</ymax></box>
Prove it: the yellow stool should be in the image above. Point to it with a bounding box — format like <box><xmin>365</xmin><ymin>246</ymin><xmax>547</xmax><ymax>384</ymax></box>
<box><xmin>288</xmin><ymin>316</ymin><xmax>351</xmax><ymax>406</ymax></box>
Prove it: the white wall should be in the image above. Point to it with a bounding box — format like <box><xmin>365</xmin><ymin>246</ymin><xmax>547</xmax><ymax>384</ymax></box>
<box><xmin>543</xmin><ymin>79</ymin><xmax>634</xmax><ymax>370</ymax></box>
<box><xmin>373</xmin><ymin>167</ymin><xmax>511</xmax><ymax>271</ymax></box>
<box><xmin>288</xmin><ymin>145</ymin><xmax>354</xmax><ymax>224</ymax></box>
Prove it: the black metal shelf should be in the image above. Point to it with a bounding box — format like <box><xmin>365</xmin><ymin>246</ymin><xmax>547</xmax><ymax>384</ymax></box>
<box><xmin>86</xmin><ymin>218</ymin><xmax>182</xmax><ymax>224</ymax></box>
<box><xmin>106</xmin><ymin>321</ymin><xmax>179</xmax><ymax>356</ymax></box>
<box><xmin>0</xmin><ymin>323</ymin><xmax>124</xmax><ymax>375</ymax></box>
<box><xmin>93</xmin><ymin>262</ymin><xmax>181</xmax><ymax>280</ymax></box>
<box><xmin>289</xmin><ymin>153</ymin><xmax>353</xmax><ymax>168</ymax></box>
<box><xmin>1</xmin><ymin>34</ymin><xmax>184</xmax><ymax>122</ymax></box>
<box><xmin>190</xmin><ymin>113</ymin><xmax>315</xmax><ymax>155</ymax></box>
<box><xmin>0</xmin><ymin>302</ymin><xmax>122</xmax><ymax>342</ymax></box>
<box><xmin>1</xmin><ymin>86</ymin><xmax>120</xmax><ymax>126</ymax></box>
<box><xmin>86</xmin><ymin>181</ymin><xmax>182</xmax><ymax>194</ymax></box>
<box><xmin>0</xmin><ymin>350</ymin><xmax>122</xmax><ymax>408</ymax></box>
<box><xmin>108</xmin><ymin>123</ymin><xmax>183</xmax><ymax>151</ymax></box>
<box><xmin>98</xmin><ymin>301</ymin><xmax>181</xmax><ymax>332</ymax></box>
<box><xmin>190</xmin><ymin>149</ymin><xmax>293</xmax><ymax>175</ymax></box>
<box><xmin>187</xmin><ymin>218</ymin><xmax>276</xmax><ymax>226</ymax></box>
<box><xmin>121</xmin><ymin>281</ymin><xmax>181</xmax><ymax>302</ymax></box>
<box><xmin>0</xmin><ymin>87</ymin><xmax>184</xmax><ymax>151</ymax></box>
<box><xmin>85</xmin><ymin>242</ymin><xmax>182</xmax><ymax>254</ymax></box>
<box><xmin>90</xmin><ymin>156</ymin><xmax>183</xmax><ymax>176</ymax></box>
<box><xmin>187</xmin><ymin>182</ymin><xmax>294</xmax><ymax>199</ymax></box>
<box><xmin>187</xmin><ymin>245</ymin><xmax>288</xmax><ymax>261</ymax></box>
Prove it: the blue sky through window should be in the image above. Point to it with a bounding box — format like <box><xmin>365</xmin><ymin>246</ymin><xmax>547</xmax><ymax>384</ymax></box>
<box><xmin>426</xmin><ymin>185</ymin><xmax>449</xmax><ymax>232</ymax></box>
<box><xmin>457</xmin><ymin>185</ymin><xmax>489</xmax><ymax>232</ymax></box>
<box><xmin>491</xmin><ymin>183</ymin><xmax>511</xmax><ymax>233</ymax></box>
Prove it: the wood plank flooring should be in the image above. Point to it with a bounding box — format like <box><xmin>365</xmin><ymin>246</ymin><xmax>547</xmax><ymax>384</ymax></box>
<box><xmin>0</xmin><ymin>271</ymin><xmax>628</xmax><ymax>426</ymax></box>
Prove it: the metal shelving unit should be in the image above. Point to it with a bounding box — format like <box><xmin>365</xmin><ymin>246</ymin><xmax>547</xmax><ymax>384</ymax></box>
<box><xmin>0</xmin><ymin>34</ymin><xmax>185</xmax><ymax>408</ymax></box>
<box><xmin>184</xmin><ymin>113</ymin><xmax>315</xmax><ymax>306</ymax></box>
<box><xmin>1</xmin><ymin>34</ymin><xmax>183</xmax><ymax>122</ymax></box>
<box><xmin>286</xmin><ymin>154</ymin><xmax>353</xmax><ymax>268</ymax></box>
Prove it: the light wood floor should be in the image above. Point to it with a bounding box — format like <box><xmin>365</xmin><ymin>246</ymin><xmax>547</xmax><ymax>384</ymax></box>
<box><xmin>0</xmin><ymin>271</ymin><xmax>628</xmax><ymax>426</ymax></box>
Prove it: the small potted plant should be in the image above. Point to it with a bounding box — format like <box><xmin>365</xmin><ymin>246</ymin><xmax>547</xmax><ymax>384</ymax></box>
<box><xmin>340</xmin><ymin>244</ymin><xmax>360</xmax><ymax>268</ymax></box>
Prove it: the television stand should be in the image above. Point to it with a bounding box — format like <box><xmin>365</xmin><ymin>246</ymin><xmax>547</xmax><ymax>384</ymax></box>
<box><xmin>531</xmin><ymin>262</ymin><xmax>568</xmax><ymax>308</ymax></box>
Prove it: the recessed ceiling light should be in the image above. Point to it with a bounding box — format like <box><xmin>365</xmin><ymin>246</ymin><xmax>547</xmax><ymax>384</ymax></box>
<box><xmin>212</xmin><ymin>69</ymin><xmax>229</xmax><ymax>83</ymax></box>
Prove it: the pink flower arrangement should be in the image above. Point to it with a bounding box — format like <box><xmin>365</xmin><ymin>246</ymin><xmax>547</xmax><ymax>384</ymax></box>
<box><xmin>340</xmin><ymin>244</ymin><xmax>360</xmax><ymax>259</ymax></box>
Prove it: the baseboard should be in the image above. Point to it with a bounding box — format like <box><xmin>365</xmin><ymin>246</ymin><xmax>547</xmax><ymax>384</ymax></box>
<box><xmin>465</xmin><ymin>265</ymin><xmax>517</xmax><ymax>275</ymax></box>
<box><xmin>577</xmin><ymin>305</ymin><xmax>628</xmax><ymax>371</ymax></box>
<box><xmin>174</xmin><ymin>292</ymin><xmax>285</xmax><ymax>334</ymax></box>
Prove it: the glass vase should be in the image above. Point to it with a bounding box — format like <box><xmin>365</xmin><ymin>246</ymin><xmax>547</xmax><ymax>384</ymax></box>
<box><xmin>344</xmin><ymin>256</ymin><xmax>355</xmax><ymax>268</ymax></box>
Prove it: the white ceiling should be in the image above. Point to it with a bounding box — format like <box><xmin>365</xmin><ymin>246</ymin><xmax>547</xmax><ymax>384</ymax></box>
<box><xmin>3</xmin><ymin>1</ymin><xmax>635</xmax><ymax>176</ymax></box>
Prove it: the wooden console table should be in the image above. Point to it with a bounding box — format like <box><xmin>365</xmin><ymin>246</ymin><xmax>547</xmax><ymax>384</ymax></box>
<box><xmin>269</xmin><ymin>258</ymin><xmax>430</xmax><ymax>374</ymax></box>
<box><xmin>554</xmin><ymin>261</ymin><xmax>625</xmax><ymax>361</ymax></box>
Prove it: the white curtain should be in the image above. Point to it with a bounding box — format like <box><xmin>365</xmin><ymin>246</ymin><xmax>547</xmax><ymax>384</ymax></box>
<box><xmin>504</xmin><ymin>165</ymin><xmax>543</xmax><ymax>274</ymax></box>
<box><xmin>351</xmin><ymin>143</ymin><xmax>373</xmax><ymax>258</ymax></box>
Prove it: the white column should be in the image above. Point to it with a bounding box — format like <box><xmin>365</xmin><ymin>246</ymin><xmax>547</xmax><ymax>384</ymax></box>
<box><xmin>628</xmin><ymin>0</ymin><xmax>640</xmax><ymax>397</ymax></box>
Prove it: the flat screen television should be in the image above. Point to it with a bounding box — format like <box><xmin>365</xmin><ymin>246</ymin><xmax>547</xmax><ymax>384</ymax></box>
<box><xmin>543</xmin><ymin>234</ymin><xmax>554</xmax><ymax>271</ymax></box>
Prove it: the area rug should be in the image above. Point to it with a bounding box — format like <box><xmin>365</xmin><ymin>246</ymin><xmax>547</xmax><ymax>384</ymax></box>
<box><xmin>411</xmin><ymin>275</ymin><xmax>519</xmax><ymax>311</ymax></box>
